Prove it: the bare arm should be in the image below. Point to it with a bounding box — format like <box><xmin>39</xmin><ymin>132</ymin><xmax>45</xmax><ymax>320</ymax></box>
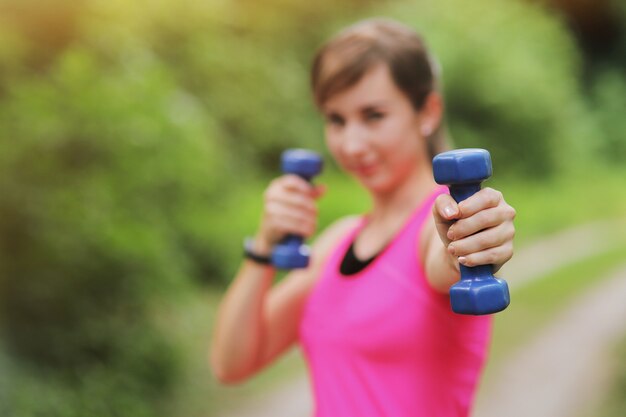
<box><xmin>209</xmin><ymin>172</ymin><xmax>358</xmax><ymax>383</ymax></box>
<box><xmin>210</xmin><ymin>217</ymin><xmax>357</xmax><ymax>384</ymax></box>
<box><xmin>422</xmin><ymin>187</ymin><xmax>516</xmax><ymax>293</ymax></box>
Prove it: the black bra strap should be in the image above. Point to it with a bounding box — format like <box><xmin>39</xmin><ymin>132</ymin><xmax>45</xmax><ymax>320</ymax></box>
<box><xmin>339</xmin><ymin>241</ymin><xmax>378</xmax><ymax>276</ymax></box>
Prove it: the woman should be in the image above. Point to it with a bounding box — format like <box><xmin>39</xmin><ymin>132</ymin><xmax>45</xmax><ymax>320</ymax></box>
<box><xmin>210</xmin><ymin>18</ymin><xmax>516</xmax><ymax>417</ymax></box>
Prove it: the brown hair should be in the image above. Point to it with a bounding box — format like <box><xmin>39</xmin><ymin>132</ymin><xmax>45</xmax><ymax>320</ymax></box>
<box><xmin>311</xmin><ymin>18</ymin><xmax>450</xmax><ymax>157</ymax></box>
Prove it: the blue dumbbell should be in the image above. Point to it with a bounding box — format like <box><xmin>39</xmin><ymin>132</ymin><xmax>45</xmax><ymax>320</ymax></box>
<box><xmin>271</xmin><ymin>149</ymin><xmax>324</xmax><ymax>269</ymax></box>
<box><xmin>432</xmin><ymin>148</ymin><xmax>510</xmax><ymax>315</ymax></box>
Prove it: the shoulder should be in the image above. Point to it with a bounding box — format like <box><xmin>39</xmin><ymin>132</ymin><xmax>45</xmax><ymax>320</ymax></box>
<box><xmin>418</xmin><ymin>188</ymin><xmax>456</xmax><ymax>293</ymax></box>
<box><xmin>314</xmin><ymin>215</ymin><xmax>361</xmax><ymax>248</ymax></box>
<box><xmin>419</xmin><ymin>214</ymin><xmax>437</xmax><ymax>256</ymax></box>
<box><xmin>272</xmin><ymin>215</ymin><xmax>362</xmax><ymax>300</ymax></box>
<box><xmin>417</xmin><ymin>187</ymin><xmax>448</xmax><ymax>250</ymax></box>
<box><xmin>311</xmin><ymin>215</ymin><xmax>361</xmax><ymax>265</ymax></box>
<box><xmin>306</xmin><ymin>215</ymin><xmax>361</xmax><ymax>281</ymax></box>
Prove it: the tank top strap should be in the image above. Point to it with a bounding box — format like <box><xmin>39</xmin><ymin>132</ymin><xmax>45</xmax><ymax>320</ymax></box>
<box><xmin>322</xmin><ymin>186</ymin><xmax>448</xmax><ymax>275</ymax></box>
<box><xmin>391</xmin><ymin>185</ymin><xmax>449</xmax><ymax>248</ymax></box>
<box><xmin>322</xmin><ymin>215</ymin><xmax>367</xmax><ymax>273</ymax></box>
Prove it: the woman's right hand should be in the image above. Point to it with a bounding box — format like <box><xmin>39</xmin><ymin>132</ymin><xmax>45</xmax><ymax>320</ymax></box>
<box><xmin>253</xmin><ymin>175</ymin><xmax>326</xmax><ymax>255</ymax></box>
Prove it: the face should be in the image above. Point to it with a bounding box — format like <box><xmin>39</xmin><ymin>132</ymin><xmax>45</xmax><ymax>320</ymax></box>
<box><xmin>322</xmin><ymin>64</ymin><xmax>429</xmax><ymax>194</ymax></box>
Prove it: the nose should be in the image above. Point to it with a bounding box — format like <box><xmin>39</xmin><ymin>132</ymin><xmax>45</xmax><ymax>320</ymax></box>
<box><xmin>341</xmin><ymin>122</ymin><xmax>369</xmax><ymax>157</ymax></box>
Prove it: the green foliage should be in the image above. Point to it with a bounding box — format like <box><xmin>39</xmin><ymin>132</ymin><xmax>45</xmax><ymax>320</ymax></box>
<box><xmin>596</xmin><ymin>334</ymin><xmax>626</xmax><ymax>417</ymax></box>
<box><xmin>0</xmin><ymin>325</ymin><xmax>180</xmax><ymax>417</ymax></box>
<box><xmin>373</xmin><ymin>0</ymin><xmax>594</xmax><ymax>178</ymax></box>
<box><xmin>589</xmin><ymin>70</ymin><xmax>626</xmax><ymax>163</ymax></box>
<box><xmin>0</xmin><ymin>0</ymin><xmax>623</xmax><ymax>415</ymax></box>
<box><xmin>0</xmin><ymin>24</ymin><xmax>219</xmax><ymax>415</ymax></box>
<box><xmin>490</xmin><ymin>242</ymin><xmax>626</xmax><ymax>364</ymax></box>
<box><xmin>76</xmin><ymin>0</ymin><xmax>349</xmax><ymax>172</ymax></box>
<box><xmin>0</xmin><ymin>45</ymin><xmax>213</xmax><ymax>350</ymax></box>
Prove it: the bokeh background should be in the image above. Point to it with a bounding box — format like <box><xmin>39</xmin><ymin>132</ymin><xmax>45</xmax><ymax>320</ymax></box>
<box><xmin>0</xmin><ymin>0</ymin><xmax>625</xmax><ymax>416</ymax></box>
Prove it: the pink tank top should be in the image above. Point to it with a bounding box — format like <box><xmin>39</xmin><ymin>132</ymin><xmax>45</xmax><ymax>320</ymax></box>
<box><xmin>299</xmin><ymin>187</ymin><xmax>492</xmax><ymax>417</ymax></box>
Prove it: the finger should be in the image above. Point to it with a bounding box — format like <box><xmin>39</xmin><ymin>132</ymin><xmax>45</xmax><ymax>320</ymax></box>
<box><xmin>448</xmin><ymin>222</ymin><xmax>515</xmax><ymax>257</ymax></box>
<box><xmin>311</xmin><ymin>184</ymin><xmax>327</xmax><ymax>199</ymax></box>
<box><xmin>447</xmin><ymin>206</ymin><xmax>514</xmax><ymax>241</ymax></box>
<box><xmin>266</xmin><ymin>177</ymin><xmax>319</xmax><ymax>211</ymax></box>
<box><xmin>432</xmin><ymin>195</ymin><xmax>460</xmax><ymax>246</ymax></box>
<box><xmin>270</xmin><ymin>214</ymin><xmax>317</xmax><ymax>238</ymax></box>
<box><xmin>276</xmin><ymin>219</ymin><xmax>316</xmax><ymax>238</ymax></box>
<box><xmin>267</xmin><ymin>204</ymin><xmax>318</xmax><ymax>237</ymax></box>
<box><xmin>268</xmin><ymin>192</ymin><xmax>318</xmax><ymax>217</ymax></box>
<box><xmin>433</xmin><ymin>194</ymin><xmax>461</xmax><ymax>222</ymax></box>
<box><xmin>281</xmin><ymin>175</ymin><xmax>317</xmax><ymax>194</ymax></box>
<box><xmin>266</xmin><ymin>200</ymin><xmax>317</xmax><ymax>225</ymax></box>
<box><xmin>272</xmin><ymin>176</ymin><xmax>325</xmax><ymax>201</ymax></box>
<box><xmin>458</xmin><ymin>241</ymin><xmax>514</xmax><ymax>269</ymax></box>
<box><xmin>457</xmin><ymin>187</ymin><xmax>503</xmax><ymax>218</ymax></box>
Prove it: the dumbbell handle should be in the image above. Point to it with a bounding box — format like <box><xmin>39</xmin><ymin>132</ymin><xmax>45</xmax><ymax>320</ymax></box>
<box><xmin>271</xmin><ymin>149</ymin><xmax>323</xmax><ymax>269</ymax></box>
<box><xmin>450</xmin><ymin>182</ymin><xmax>495</xmax><ymax>278</ymax></box>
<box><xmin>449</xmin><ymin>183</ymin><xmax>482</xmax><ymax>205</ymax></box>
<box><xmin>280</xmin><ymin>234</ymin><xmax>305</xmax><ymax>248</ymax></box>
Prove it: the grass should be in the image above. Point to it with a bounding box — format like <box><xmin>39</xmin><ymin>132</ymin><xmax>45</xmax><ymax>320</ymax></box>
<box><xmin>593</xmin><ymin>335</ymin><xmax>626</xmax><ymax>417</ymax></box>
<box><xmin>474</xmin><ymin>241</ymin><xmax>626</xmax><ymax>412</ymax></box>
<box><xmin>487</xmin><ymin>241</ymin><xmax>626</xmax><ymax>367</ymax></box>
<box><xmin>491</xmin><ymin>166</ymin><xmax>626</xmax><ymax>246</ymax></box>
<box><xmin>158</xmin><ymin>290</ymin><xmax>308</xmax><ymax>417</ymax></box>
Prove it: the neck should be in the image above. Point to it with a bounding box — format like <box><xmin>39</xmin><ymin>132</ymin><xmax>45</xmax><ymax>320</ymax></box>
<box><xmin>352</xmin><ymin>158</ymin><xmax>438</xmax><ymax>259</ymax></box>
<box><xmin>368</xmin><ymin>162</ymin><xmax>438</xmax><ymax>225</ymax></box>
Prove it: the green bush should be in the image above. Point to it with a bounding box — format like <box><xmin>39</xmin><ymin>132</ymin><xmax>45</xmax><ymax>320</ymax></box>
<box><xmin>372</xmin><ymin>0</ymin><xmax>594</xmax><ymax>178</ymax></box>
<box><xmin>0</xmin><ymin>42</ymin><xmax>216</xmax><ymax>414</ymax></box>
<box><xmin>589</xmin><ymin>70</ymin><xmax>626</xmax><ymax>164</ymax></box>
<box><xmin>0</xmin><ymin>325</ymin><xmax>179</xmax><ymax>417</ymax></box>
<box><xmin>0</xmin><ymin>0</ymin><xmax>622</xmax><ymax>415</ymax></box>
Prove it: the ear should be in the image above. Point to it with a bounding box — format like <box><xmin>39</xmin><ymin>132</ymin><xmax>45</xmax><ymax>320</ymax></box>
<box><xmin>419</xmin><ymin>92</ymin><xmax>443</xmax><ymax>137</ymax></box>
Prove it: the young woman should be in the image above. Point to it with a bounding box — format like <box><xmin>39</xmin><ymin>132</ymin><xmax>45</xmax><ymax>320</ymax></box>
<box><xmin>210</xmin><ymin>18</ymin><xmax>516</xmax><ymax>417</ymax></box>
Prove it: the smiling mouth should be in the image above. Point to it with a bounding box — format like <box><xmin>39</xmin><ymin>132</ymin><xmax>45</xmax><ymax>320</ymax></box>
<box><xmin>354</xmin><ymin>163</ymin><xmax>378</xmax><ymax>176</ymax></box>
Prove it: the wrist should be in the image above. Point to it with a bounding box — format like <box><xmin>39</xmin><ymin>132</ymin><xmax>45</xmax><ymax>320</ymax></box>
<box><xmin>251</xmin><ymin>234</ymin><xmax>273</xmax><ymax>257</ymax></box>
<box><xmin>243</xmin><ymin>237</ymin><xmax>273</xmax><ymax>265</ymax></box>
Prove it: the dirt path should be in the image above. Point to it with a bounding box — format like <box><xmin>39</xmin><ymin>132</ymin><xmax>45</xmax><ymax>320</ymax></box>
<box><xmin>220</xmin><ymin>219</ymin><xmax>626</xmax><ymax>417</ymax></box>
<box><xmin>473</xmin><ymin>264</ymin><xmax>626</xmax><ymax>417</ymax></box>
<box><xmin>500</xmin><ymin>218</ymin><xmax>625</xmax><ymax>289</ymax></box>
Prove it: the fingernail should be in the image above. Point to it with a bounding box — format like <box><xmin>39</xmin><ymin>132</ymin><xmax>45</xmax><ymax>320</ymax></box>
<box><xmin>448</xmin><ymin>245</ymin><xmax>456</xmax><ymax>256</ymax></box>
<box><xmin>444</xmin><ymin>206</ymin><xmax>456</xmax><ymax>218</ymax></box>
<box><xmin>447</xmin><ymin>229</ymin><xmax>454</xmax><ymax>240</ymax></box>
<box><xmin>458</xmin><ymin>256</ymin><xmax>467</xmax><ymax>265</ymax></box>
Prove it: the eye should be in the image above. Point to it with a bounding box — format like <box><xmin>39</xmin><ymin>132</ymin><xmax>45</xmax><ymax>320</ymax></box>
<box><xmin>325</xmin><ymin>113</ymin><xmax>345</xmax><ymax>127</ymax></box>
<box><xmin>364</xmin><ymin>110</ymin><xmax>385</xmax><ymax>122</ymax></box>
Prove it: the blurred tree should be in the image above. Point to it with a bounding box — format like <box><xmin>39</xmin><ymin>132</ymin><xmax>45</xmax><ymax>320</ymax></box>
<box><xmin>589</xmin><ymin>70</ymin><xmax>626</xmax><ymax>163</ymax></box>
<box><xmin>531</xmin><ymin>0</ymin><xmax>624</xmax><ymax>71</ymax></box>
<box><xmin>0</xmin><ymin>0</ymin><xmax>622</xmax><ymax>414</ymax></box>
<box><xmin>0</xmin><ymin>0</ymin><xmax>86</xmax><ymax>76</ymax></box>
<box><xmin>374</xmin><ymin>0</ymin><xmax>594</xmax><ymax>177</ymax></box>
<box><xmin>0</xmin><ymin>38</ymin><xmax>220</xmax><ymax>415</ymax></box>
<box><xmin>531</xmin><ymin>0</ymin><xmax>626</xmax><ymax>164</ymax></box>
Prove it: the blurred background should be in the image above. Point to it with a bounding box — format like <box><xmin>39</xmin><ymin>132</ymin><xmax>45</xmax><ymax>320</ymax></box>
<box><xmin>0</xmin><ymin>0</ymin><xmax>625</xmax><ymax>416</ymax></box>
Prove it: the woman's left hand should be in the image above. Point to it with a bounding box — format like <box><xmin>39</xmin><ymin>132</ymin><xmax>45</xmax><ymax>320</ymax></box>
<box><xmin>432</xmin><ymin>187</ymin><xmax>516</xmax><ymax>272</ymax></box>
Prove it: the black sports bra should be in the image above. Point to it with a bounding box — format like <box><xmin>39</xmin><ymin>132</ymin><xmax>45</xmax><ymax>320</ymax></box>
<box><xmin>339</xmin><ymin>241</ymin><xmax>379</xmax><ymax>276</ymax></box>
